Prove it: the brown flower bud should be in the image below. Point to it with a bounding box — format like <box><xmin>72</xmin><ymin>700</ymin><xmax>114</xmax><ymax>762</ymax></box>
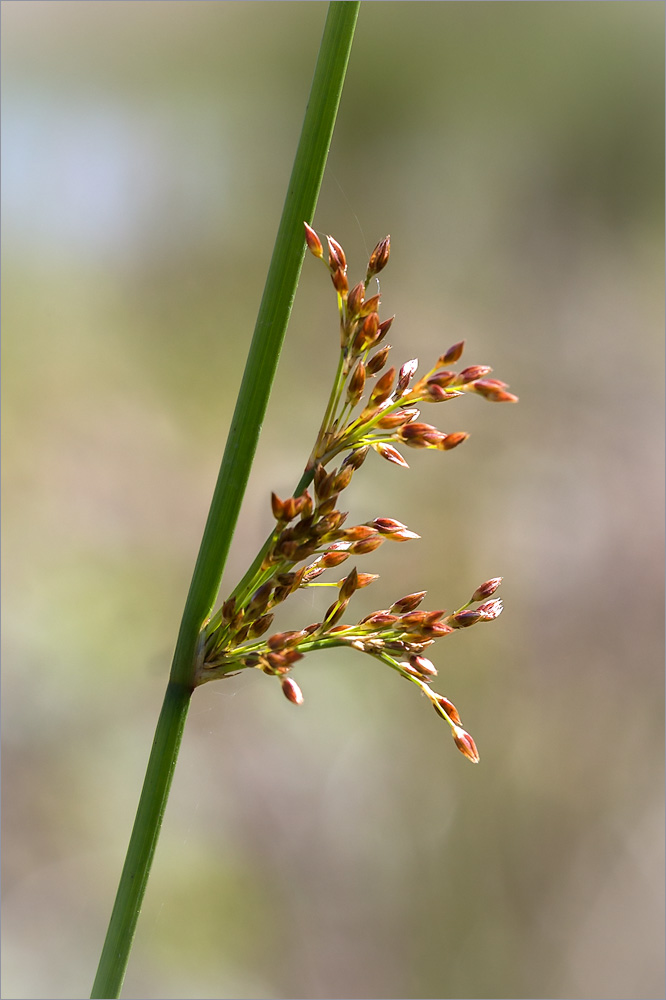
<box><xmin>458</xmin><ymin>365</ymin><xmax>492</xmax><ymax>384</ymax></box>
<box><xmin>360</xmin><ymin>611</ymin><xmax>398</xmax><ymax>626</ymax></box>
<box><xmin>427</xmin><ymin>370</ymin><xmax>457</xmax><ymax>388</ymax></box>
<box><xmin>339</xmin><ymin>567</ymin><xmax>359</xmax><ymax>601</ymax></box>
<box><xmin>321</xmin><ymin>550</ymin><xmax>350</xmax><ymax>568</ymax></box>
<box><xmin>331</xmin><ymin>266</ymin><xmax>349</xmax><ymax>296</ymax></box>
<box><xmin>323</xmin><ymin>597</ymin><xmax>349</xmax><ymax>627</ymax></box>
<box><xmin>449</xmin><ymin>609</ymin><xmax>482</xmax><ymax>628</ymax></box>
<box><xmin>353</xmin><ymin>312</ymin><xmax>381</xmax><ymax>352</ymax></box>
<box><xmin>355</xmin><ymin>572</ymin><xmax>379</xmax><ymax>588</ymax></box>
<box><xmin>376</xmin><ymin>410</ymin><xmax>415</xmax><ymax>430</ymax></box>
<box><xmin>248</xmin><ymin>582</ymin><xmax>273</xmax><ymax>612</ymax></box>
<box><xmin>347</xmin><ymin>361</ymin><xmax>366</xmax><ymax>405</ymax></box>
<box><xmin>271</xmin><ymin>492</ymin><xmax>289</xmax><ymax>521</ymax></box>
<box><xmin>249</xmin><ymin>613</ymin><xmax>275</xmax><ymax>639</ymax></box>
<box><xmin>375</xmin><ymin>316</ymin><xmax>394</xmax><ymax>343</ymax></box>
<box><xmin>281</xmin><ymin>676</ymin><xmax>304</xmax><ymax>705</ymax></box>
<box><xmin>366</xmin><ymin>346</ymin><xmax>391</xmax><ymax>375</ymax></box>
<box><xmin>452</xmin><ymin>726</ymin><xmax>480</xmax><ymax>763</ymax></box>
<box><xmin>436</xmin><ymin>696</ymin><xmax>462</xmax><ymax>727</ymax></box>
<box><xmin>366</xmin><ymin>236</ymin><xmax>391</xmax><ymax>280</ymax></box>
<box><xmin>346</xmin><ymin>282</ymin><xmax>365</xmax><ymax>317</ymax></box>
<box><xmin>304</xmin><ymin>222</ymin><xmax>323</xmax><ymax>259</ymax></box>
<box><xmin>369</xmin><ymin>366</ymin><xmax>396</xmax><ymax>405</ymax></box>
<box><xmin>358</xmin><ymin>293</ymin><xmax>381</xmax><ymax>317</ymax></box>
<box><xmin>439</xmin><ymin>432</ymin><xmax>469</xmax><ymax>451</ymax></box>
<box><xmin>391</xmin><ymin>591</ymin><xmax>427</xmax><ymax>613</ymax></box>
<box><xmin>473</xmin><ymin>383</ymin><xmax>519</xmax><ymax>403</ymax></box>
<box><xmin>396</xmin><ymin>358</ymin><xmax>419</xmax><ymax>395</ymax></box>
<box><xmin>476</xmin><ymin>598</ymin><xmax>503</xmax><ymax>621</ymax></box>
<box><xmin>471</xmin><ymin>578</ymin><xmax>502</xmax><ymax>602</ymax></box>
<box><xmin>343</xmin><ymin>446</ymin><xmax>370</xmax><ymax>470</ymax></box>
<box><xmin>221</xmin><ymin>596</ymin><xmax>237</xmax><ymax>620</ymax></box>
<box><xmin>349</xmin><ymin>535</ymin><xmax>384</xmax><ymax>555</ymax></box>
<box><xmin>410</xmin><ymin>655</ymin><xmax>437</xmax><ymax>677</ymax></box>
<box><xmin>326</xmin><ymin>235</ymin><xmax>347</xmax><ymax>271</ymax></box>
<box><xmin>374</xmin><ymin>442</ymin><xmax>409</xmax><ymax>468</ymax></box>
<box><xmin>425</xmin><ymin>384</ymin><xmax>463</xmax><ymax>402</ymax></box>
<box><xmin>439</xmin><ymin>341</ymin><xmax>465</xmax><ymax>364</ymax></box>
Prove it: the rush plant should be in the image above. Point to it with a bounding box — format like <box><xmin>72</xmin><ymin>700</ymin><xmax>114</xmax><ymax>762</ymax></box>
<box><xmin>91</xmin><ymin>4</ymin><xmax>516</xmax><ymax>998</ymax></box>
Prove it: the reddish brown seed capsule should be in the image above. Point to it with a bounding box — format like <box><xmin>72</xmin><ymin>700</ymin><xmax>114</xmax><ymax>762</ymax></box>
<box><xmin>366</xmin><ymin>346</ymin><xmax>391</xmax><ymax>375</ymax></box>
<box><xmin>369</xmin><ymin>366</ymin><xmax>396</xmax><ymax>405</ymax></box>
<box><xmin>358</xmin><ymin>293</ymin><xmax>381</xmax><ymax>317</ymax></box>
<box><xmin>453</xmin><ymin>726</ymin><xmax>480</xmax><ymax>763</ymax></box>
<box><xmin>331</xmin><ymin>267</ymin><xmax>349</xmax><ymax>295</ymax></box>
<box><xmin>476</xmin><ymin>599</ymin><xmax>503</xmax><ymax>620</ymax></box>
<box><xmin>355</xmin><ymin>572</ymin><xmax>379</xmax><ymax>588</ymax></box>
<box><xmin>391</xmin><ymin>591</ymin><xmax>427</xmax><ymax>613</ymax></box>
<box><xmin>366</xmin><ymin>236</ymin><xmax>391</xmax><ymax>280</ymax></box>
<box><xmin>458</xmin><ymin>365</ymin><xmax>493</xmax><ymax>384</ymax></box>
<box><xmin>374</xmin><ymin>442</ymin><xmax>409</xmax><ymax>468</ymax></box>
<box><xmin>343</xmin><ymin>446</ymin><xmax>370</xmax><ymax>471</ymax></box>
<box><xmin>439</xmin><ymin>340</ymin><xmax>465</xmax><ymax>364</ymax></box>
<box><xmin>471</xmin><ymin>578</ymin><xmax>502</xmax><ymax>602</ymax></box>
<box><xmin>375</xmin><ymin>316</ymin><xmax>394</xmax><ymax>343</ymax></box>
<box><xmin>304</xmin><ymin>222</ymin><xmax>323</xmax><ymax>259</ymax></box>
<box><xmin>439</xmin><ymin>432</ymin><xmax>469</xmax><ymax>451</ymax></box>
<box><xmin>397</xmin><ymin>358</ymin><xmax>419</xmax><ymax>395</ymax></box>
<box><xmin>321</xmin><ymin>550</ymin><xmax>350</xmax><ymax>568</ymax></box>
<box><xmin>346</xmin><ymin>282</ymin><xmax>365</xmax><ymax>317</ymax></box>
<box><xmin>436</xmin><ymin>696</ymin><xmax>462</xmax><ymax>727</ymax></box>
<box><xmin>349</xmin><ymin>535</ymin><xmax>384</xmax><ymax>555</ymax></box>
<box><xmin>281</xmin><ymin>677</ymin><xmax>304</xmax><ymax>705</ymax></box>
<box><xmin>410</xmin><ymin>655</ymin><xmax>437</xmax><ymax>677</ymax></box>
<box><xmin>326</xmin><ymin>235</ymin><xmax>347</xmax><ymax>271</ymax></box>
<box><xmin>338</xmin><ymin>568</ymin><xmax>360</xmax><ymax>602</ymax></box>
<box><xmin>347</xmin><ymin>361</ymin><xmax>366</xmax><ymax>404</ymax></box>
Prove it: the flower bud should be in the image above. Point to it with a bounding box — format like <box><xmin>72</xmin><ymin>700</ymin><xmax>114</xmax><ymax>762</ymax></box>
<box><xmin>458</xmin><ymin>365</ymin><xmax>492</xmax><ymax>384</ymax></box>
<box><xmin>436</xmin><ymin>696</ymin><xmax>462</xmax><ymax>726</ymax></box>
<box><xmin>452</xmin><ymin>726</ymin><xmax>480</xmax><ymax>763</ymax></box>
<box><xmin>346</xmin><ymin>282</ymin><xmax>365</xmax><ymax>317</ymax></box>
<box><xmin>366</xmin><ymin>235</ymin><xmax>390</xmax><ymax>280</ymax></box>
<box><xmin>326</xmin><ymin>235</ymin><xmax>347</xmax><ymax>271</ymax></box>
<box><xmin>471</xmin><ymin>578</ymin><xmax>502</xmax><ymax>602</ymax></box>
<box><xmin>391</xmin><ymin>591</ymin><xmax>427</xmax><ymax>613</ymax></box>
<box><xmin>439</xmin><ymin>432</ymin><xmax>469</xmax><ymax>451</ymax></box>
<box><xmin>304</xmin><ymin>222</ymin><xmax>323</xmax><ymax>259</ymax></box>
<box><xmin>373</xmin><ymin>442</ymin><xmax>409</xmax><ymax>468</ymax></box>
<box><xmin>366</xmin><ymin>345</ymin><xmax>391</xmax><ymax>375</ymax></box>
<box><xmin>281</xmin><ymin>677</ymin><xmax>304</xmax><ymax>705</ymax></box>
<box><xmin>439</xmin><ymin>341</ymin><xmax>465</xmax><ymax>364</ymax></box>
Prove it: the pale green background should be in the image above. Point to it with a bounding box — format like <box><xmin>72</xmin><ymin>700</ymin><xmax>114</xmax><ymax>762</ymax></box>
<box><xmin>2</xmin><ymin>2</ymin><xmax>664</xmax><ymax>999</ymax></box>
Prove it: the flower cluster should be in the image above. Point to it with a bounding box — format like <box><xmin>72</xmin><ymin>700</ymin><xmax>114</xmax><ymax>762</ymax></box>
<box><xmin>197</xmin><ymin>226</ymin><xmax>517</xmax><ymax>763</ymax></box>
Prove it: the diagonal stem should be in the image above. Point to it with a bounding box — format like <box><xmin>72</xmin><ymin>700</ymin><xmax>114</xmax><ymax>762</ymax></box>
<box><xmin>90</xmin><ymin>5</ymin><xmax>360</xmax><ymax>997</ymax></box>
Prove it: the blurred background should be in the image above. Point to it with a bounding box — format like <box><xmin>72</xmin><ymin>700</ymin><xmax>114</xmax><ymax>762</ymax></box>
<box><xmin>2</xmin><ymin>2</ymin><xmax>663</xmax><ymax>998</ymax></box>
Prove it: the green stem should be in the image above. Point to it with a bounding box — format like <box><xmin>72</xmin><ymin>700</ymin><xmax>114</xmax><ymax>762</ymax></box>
<box><xmin>91</xmin><ymin>4</ymin><xmax>360</xmax><ymax>997</ymax></box>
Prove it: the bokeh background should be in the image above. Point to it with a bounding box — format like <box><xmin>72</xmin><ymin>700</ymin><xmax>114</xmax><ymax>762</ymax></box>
<box><xmin>2</xmin><ymin>3</ymin><xmax>664</xmax><ymax>999</ymax></box>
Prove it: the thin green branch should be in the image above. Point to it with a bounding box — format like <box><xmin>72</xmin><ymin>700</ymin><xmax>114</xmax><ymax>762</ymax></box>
<box><xmin>91</xmin><ymin>4</ymin><xmax>360</xmax><ymax>997</ymax></box>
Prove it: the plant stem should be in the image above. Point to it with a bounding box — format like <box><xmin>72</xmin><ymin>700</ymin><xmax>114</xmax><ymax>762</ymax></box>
<box><xmin>91</xmin><ymin>4</ymin><xmax>360</xmax><ymax>997</ymax></box>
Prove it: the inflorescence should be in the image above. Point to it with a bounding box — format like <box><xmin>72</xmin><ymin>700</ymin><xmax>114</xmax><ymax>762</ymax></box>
<box><xmin>197</xmin><ymin>225</ymin><xmax>518</xmax><ymax>763</ymax></box>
